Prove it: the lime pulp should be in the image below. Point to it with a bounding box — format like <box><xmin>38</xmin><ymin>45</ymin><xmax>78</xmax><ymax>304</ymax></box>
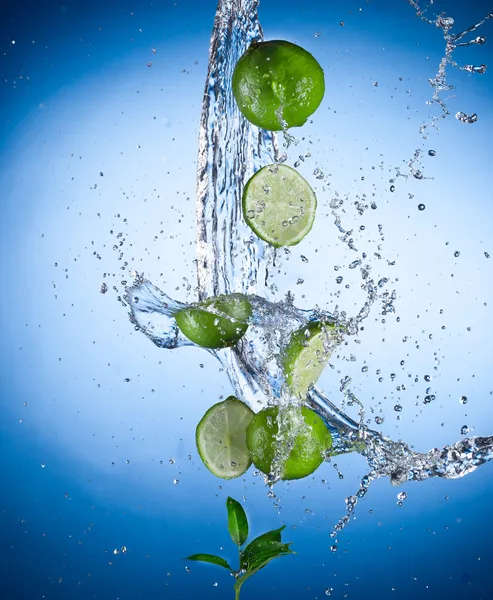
<box><xmin>242</xmin><ymin>164</ymin><xmax>317</xmax><ymax>247</ymax></box>
<box><xmin>196</xmin><ymin>397</ymin><xmax>255</xmax><ymax>479</ymax></box>
<box><xmin>283</xmin><ymin>321</ymin><xmax>342</xmax><ymax>399</ymax></box>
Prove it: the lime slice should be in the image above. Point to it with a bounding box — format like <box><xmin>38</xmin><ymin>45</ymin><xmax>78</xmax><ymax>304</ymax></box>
<box><xmin>232</xmin><ymin>40</ymin><xmax>325</xmax><ymax>131</ymax></box>
<box><xmin>246</xmin><ymin>405</ymin><xmax>332</xmax><ymax>480</ymax></box>
<box><xmin>242</xmin><ymin>164</ymin><xmax>316</xmax><ymax>247</ymax></box>
<box><xmin>175</xmin><ymin>294</ymin><xmax>252</xmax><ymax>349</ymax></box>
<box><xmin>196</xmin><ymin>396</ymin><xmax>255</xmax><ymax>479</ymax></box>
<box><xmin>283</xmin><ymin>321</ymin><xmax>342</xmax><ymax>399</ymax></box>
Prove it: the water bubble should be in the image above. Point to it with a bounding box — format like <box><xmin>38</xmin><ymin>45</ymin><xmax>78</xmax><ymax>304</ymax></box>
<box><xmin>375</xmin><ymin>416</ymin><xmax>384</xmax><ymax>425</ymax></box>
<box><xmin>460</xmin><ymin>396</ymin><xmax>468</xmax><ymax>405</ymax></box>
<box><xmin>397</xmin><ymin>492</ymin><xmax>407</xmax><ymax>501</ymax></box>
<box><xmin>454</xmin><ymin>251</ymin><xmax>460</xmax><ymax>257</ymax></box>
<box><xmin>330</xmin><ymin>545</ymin><xmax>338</xmax><ymax>552</ymax></box>
<box><xmin>336</xmin><ymin>276</ymin><xmax>343</xmax><ymax>284</ymax></box>
<box><xmin>424</xmin><ymin>375</ymin><xmax>432</xmax><ymax>382</ymax></box>
<box><xmin>428</xmin><ymin>149</ymin><xmax>436</xmax><ymax>156</ymax></box>
<box><xmin>418</xmin><ymin>204</ymin><xmax>426</xmax><ymax>211</ymax></box>
<box><xmin>460</xmin><ymin>425</ymin><xmax>469</xmax><ymax>435</ymax></box>
<box><xmin>390</xmin><ymin>185</ymin><xmax>395</xmax><ymax>192</ymax></box>
<box><xmin>394</xmin><ymin>404</ymin><xmax>403</xmax><ymax>412</ymax></box>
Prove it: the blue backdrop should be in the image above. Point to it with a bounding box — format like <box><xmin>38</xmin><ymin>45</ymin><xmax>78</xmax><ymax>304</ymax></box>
<box><xmin>1</xmin><ymin>1</ymin><xmax>493</xmax><ymax>599</ymax></box>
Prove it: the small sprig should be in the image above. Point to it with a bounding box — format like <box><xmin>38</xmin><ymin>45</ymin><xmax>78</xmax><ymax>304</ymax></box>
<box><xmin>186</xmin><ymin>496</ymin><xmax>294</xmax><ymax>599</ymax></box>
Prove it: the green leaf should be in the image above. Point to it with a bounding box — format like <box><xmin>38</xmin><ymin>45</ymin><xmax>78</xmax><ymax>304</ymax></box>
<box><xmin>241</xmin><ymin>527</ymin><xmax>293</xmax><ymax>571</ymax></box>
<box><xmin>243</xmin><ymin>540</ymin><xmax>293</xmax><ymax>572</ymax></box>
<box><xmin>185</xmin><ymin>554</ymin><xmax>232</xmax><ymax>571</ymax></box>
<box><xmin>226</xmin><ymin>497</ymin><xmax>249</xmax><ymax>546</ymax></box>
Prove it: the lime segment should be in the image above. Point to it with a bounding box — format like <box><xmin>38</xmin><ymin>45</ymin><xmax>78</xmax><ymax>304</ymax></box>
<box><xmin>242</xmin><ymin>164</ymin><xmax>316</xmax><ymax>247</ymax></box>
<box><xmin>196</xmin><ymin>397</ymin><xmax>255</xmax><ymax>479</ymax></box>
<box><xmin>283</xmin><ymin>321</ymin><xmax>341</xmax><ymax>399</ymax></box>
<box><xmin>175</xmin><ymin>294</ymin><xmax>252</xmax><ymax>349</ymax></box>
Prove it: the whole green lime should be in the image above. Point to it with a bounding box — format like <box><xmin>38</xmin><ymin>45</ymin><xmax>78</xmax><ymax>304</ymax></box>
<box><xmin>174</xmin><ymin>294</ymin><xmax>252</xmax><ymax>349</ymax></box>
<box><xmin>232</xmin><ymin>40</ymin><xmax>325</xmax><ymax>131</ymax></box>
<box><xmin>246</xmin><ymin>406</ymin><xmax>332</xmax><ymax>480</ymax></box>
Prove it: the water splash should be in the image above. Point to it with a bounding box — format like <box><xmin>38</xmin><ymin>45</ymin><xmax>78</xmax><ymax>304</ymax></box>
<box><xmin>407</xmin><ymin>1</ymin><xmax>491</xmax><ymax>175</ymax></box>
<box><xmin>123</xmin><ymin>0</ymin><xmax>493</xmax><ymax>534</ymax></box>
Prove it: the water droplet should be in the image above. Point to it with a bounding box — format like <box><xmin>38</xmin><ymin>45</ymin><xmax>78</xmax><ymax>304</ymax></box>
<box><xmin>169</xmin><ymin>458</ymin><xmax>175</xmax><ymax>464</ymax></box>
<box><xmin>428</xmin><ymin>149</ymin><xmax>436</xmax><ymax>156</ymax></box>
<box><xmin>100</xmin><ymin>282</ymin><xmax>108</xmax><ymax>294</ymax></box>
<box><xmin>336</xmin><ymin>276</ymin><xmax>343</xmax><ymax>284</ymax></box>
<box><xmin>375</xmin><ymin>416</ymin><xmax>384</xmax><ymax>425</ymax></box>
<box><xmin>418</xmin><ymin>204</ymin><xmax>426</xmax><ymax>211</ymax></box>
<box><xmin>397</xmin><ymin>492</ymin><xmax>407</xmax><ymax>501</ymax></box>
<box><xmin>424</xmin><ymin>375</ymin><xmax>432</xmax><ymax>382</ymax></box>
<box><xmin>390</xmin><ymin>185</ymin><xmax>395</xmax><ymax>192</ymax></box>
<box><xmin>454</xmin><ymin>250</ymin><xmax>460</xmax><ymax>257</ymax></box>
<box><xmin>173</xmin><ymin>479</ymin><xmax>179</xmax><ymax>484</ymax></box>
<box><xmin>460</xmin><ymin>425</ymin><xmax>469</xmax><ymax>435</ymax></box>
<box><xmin>455</xmin><ymin>111</ymin><xmax>478</xmax><ymax>124</ymax></box>
<box><xmin>485</xmin><ymin>252</ymin><xmax>490</xmax><ymax>259</ymax></box>
<box><xmin>325</xmin><ymin>588</ymin><xmax>333</xmax><ymax>596</ymax></box>
<box><xmin>339</xmin><ymin>21</ymin><xmax>344</xmax><ymax>26</ymax></box>
<box><xmin>460</xmin><ymin>396</ymin><xmax>468</xmax><ymax>405</ymax></box>
<box><xmin>314</xmin><ymin>32</ymin><xmax>321</xmax><ymax>38</ymax></box>
<box><xmin>394</xmin><ymin>404</ymin><xmax>403</xmax><ymax>412</ymax></box>
<box><xmin>330</xmin><ymin>545</ymin><xmax>338</xmax><ymax>552</ymax></box>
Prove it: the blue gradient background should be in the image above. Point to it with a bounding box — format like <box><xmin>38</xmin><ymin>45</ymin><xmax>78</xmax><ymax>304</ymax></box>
<box><xmin>1</xmin><ymin>1</ymin><xmax>492</xmax><ymax>599</ymax></box>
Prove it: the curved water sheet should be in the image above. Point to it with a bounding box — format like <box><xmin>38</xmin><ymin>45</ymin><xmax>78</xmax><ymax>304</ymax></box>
<box><xmin>126</xmin><ymin>0</ymin><xmax>493</xmax><ymax>536</ymax></box>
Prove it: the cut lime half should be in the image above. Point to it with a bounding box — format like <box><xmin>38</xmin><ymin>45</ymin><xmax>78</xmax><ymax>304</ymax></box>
<box><xmin>232</xmin><ymin>40</ymin><xmax>325</xmax><ymax>131</ymax></box>
<box><xmin>246</xmin><ymin>405</ymin><xmax>332</xmax><ymax>480</ymax></box>
<box><xmin>196</xmin><ymin>397</ymin><xmax>255</xmax><ymax>479</ymax></box>
<box><xmin>283</xmin><ymin>321</ymin><xmax>342</xmax><ymax>399</ymax></box>
<box><xmin>242</xmin><ymin>164</ymin><xmax>317</xmax><ymax>247</ymax></box>
<box><xmin>175</xmin><ymin>294</ymin><xmax>252</xmax><ymax>349</ymax></box>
